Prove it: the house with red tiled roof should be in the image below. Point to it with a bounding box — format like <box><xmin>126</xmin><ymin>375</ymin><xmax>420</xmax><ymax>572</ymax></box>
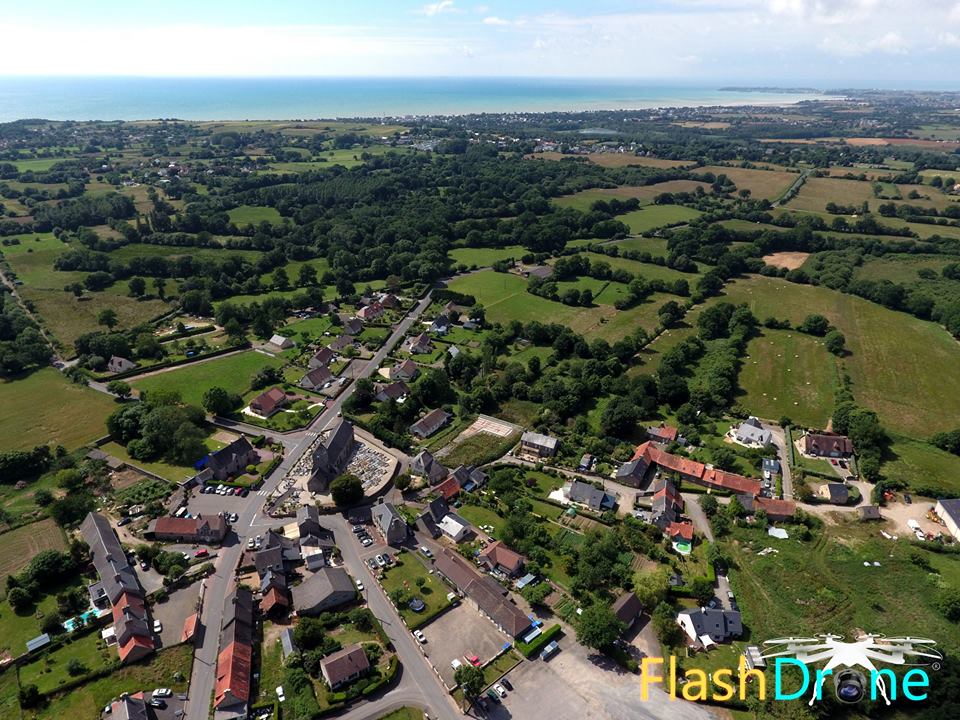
<box><xmin>646</xmin><ymin>424</ymin><xmax>679</xmax><ymax>444</ymax></box>
<box><xmin>146</xmin><ymin>515</ymin><xmax>227</xmax><ymax>544</ymax></box>
<box><xmin>666</xmin><ymin>521</ymin><xmax>694</xmax><ymax>543</ymax></box>
<box><xmin>803</xmin><ymin>432</ymin><xmax>854</xmax><ymax>458</ymax></box>
<box><xmin>628</xmin><ymin>442</ymin><xmax>761</xmax><ymax>496</ymax></box>
<box><xmin>435</xmin><ymin>475</ymin><xmax>461</xmax><ymax>501</ymax></box>
<box><xmin>250</xmin><ymin>387</ymin><xmax>287</xmax><ymax>417</ymax></box>
<box><xmin>214</xmin><ymin>587</ymin><xmax>254</xmax><ymax>714</ymax></box>
<box><xmin>478</xmin><ymin>540</ymin><xmax>525</xmax><ymax>577</ymax></box>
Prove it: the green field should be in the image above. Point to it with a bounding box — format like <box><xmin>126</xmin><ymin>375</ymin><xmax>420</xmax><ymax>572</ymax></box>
<box><xmin>724</xmin><ymin>519</ymin><xmax>960</xmax><ymax>653</ymax></box>
<box><xmin>609</xmin><ymin>236</ymin><xmax>671</xmax><ymax>257</ymax></box>
<box><xmin>617</xmin><ymin>205</ymin><xmax>703</xmax><ymax>234</ymax></box>
<box><xmin>737</xmin><ymin>329</ymin><xmax>837</xmax><ymax>428</ymax></box>
<box><xmin>579</xmin><ymin>251</ymin><xmax>700</xmax><ymax>282</ymax></box>
<box><xmin>19</xmin><ymin>632</ymin><xmax>113</xmax><ymax>695</ymax></box>
<box><xmin>131</xmin><ymin>349</ymin><xmax>284</xmax><ymax>407</ymax></box>
<box><xmin>380</xmin><ymin>556</ymin><xmax>451</xmax><ymax>629</ymax></box>
<box><xmin>108</xmin><ymin>243</ymin><xmax>263</xmax><ymax>262</ymax></box>
<box><xmin>448</xmin><ymin>270</ymin><xmax>668</xmax><ymax>341</ymax></box>
<box><xmin>12</xmin><ymin>158</ymin><xmax>63</xmax><ymax>172</ymax></box>
<box><xmin>24</xmin><ymin>645</ymin><xmax>192</xmax><ymax>720</ymax></box>
<box><xmin>228</xmin><ymin>205</ymin><xmax>284</xmax><ymax>225</ymax></box>
<box><xmin>880</xmin><ymin>435</ymin><xmax>960</xmax><ymax>496</ymax></box>
<box><xmin>0</xmin><ymin>369</ymin><xmax>117</xmax><ymax>452</ymax></box>
<box><xmin>448</xmin><ymin>245</ymin><xmax>526</xmax><ymax>267</ymax></box>
<box><xmin>717</xmin><ymin>275</ymin><xmax>960</xmax><ymax>438</ymax></box>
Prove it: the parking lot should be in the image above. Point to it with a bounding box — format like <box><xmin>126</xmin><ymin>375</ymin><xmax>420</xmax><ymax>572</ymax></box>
<box><xmin>421</xmin><ymin>602</ymin><xmax>509</xmax><ymax>687</ymax></box>
<box><xmin>151</xmin><ymin>579</ymin><xmax>202</xmax><ymax>648</ymax></box>
<box><xmin>99</xmin><ymin>690</ymin><xmax>185</xmax><ymax>720</ymax></box>
<box><xmin>185</xmin><ymin>485</ymin><xmax>258</xmax><ymax>519</ymax></box>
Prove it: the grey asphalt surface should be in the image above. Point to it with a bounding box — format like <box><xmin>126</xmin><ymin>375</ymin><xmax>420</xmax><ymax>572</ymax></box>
<box><xmin>186</xmin><ymin>291</ymin><xmax>438</xmax><ymax>720</ymax></box>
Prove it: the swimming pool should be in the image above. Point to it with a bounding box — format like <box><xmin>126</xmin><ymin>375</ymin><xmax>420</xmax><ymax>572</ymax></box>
<box><xmin>62</xmin><ymin>609</ymin><xmax>97</xmax><ymax>633</ymax></box>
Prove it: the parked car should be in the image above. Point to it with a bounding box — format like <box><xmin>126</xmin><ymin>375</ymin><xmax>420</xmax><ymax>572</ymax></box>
<box><xmin>140</xmin><ymin>561</ymin><xmax>150</xmax><ymax>571</ymax></box>
<box><xmin>247</xmin><ymin>538</ymin><xmax>255</xmax><ymax>550</ymax></box>
<box><xmin>493</xmin><ymin>684</ymin><xmax>507</xmax><ymax>698</ymax></box>
<box><xmin>706</xmin><ymin>597</ymin><xmax>720</xmax><ymax>609</ymax></box>
<box><xmin>366</xmin><ymin>558</ymin><xmax>378</xmax><ymax>570</ymax></box>
<box><xmin>413</xmin><ymin>630</ymin><xmax>426</xmax><ymax>643</ymax></box>
<box><xmin>465</xmin><ymin>654</ymin><xmax>481</xmax><ymax>667</ymax></box>
<box><xmin>148</xmin><ymin>698</ymin><xmax>166</xmax><ymax>709</ymax></box>
<box><xmin>195</xmin><ymin>549</ymin><xmax>209</xmax><ymax>558</ymax></box>
<box><xmin>375</xmin><ymin>555</ymin><xmax>387</xmax><ymax>568</ymax></box>
<box><xmin>486</xmin><ymin>689</ymin><xmax>501</xmax><ymax>703</ymax></box>
<box><xmin>276</xmin><ymin>686</ymin><xmax>285</xmax><ymax>703</ymax></box>
<box><xmin>153</xmin><ymin>620</ymin><xmax>162</xmax><ymax>633</ymax></box>
<box><xmin>352</xmin><ymin>525</ymin><xmax>365</xmax><ymax>534</ymax></box>
<box><xmin>904</xmin><ymin>493</ymin><xmax>913</xmax><ymax>504</ymax></box>
<box><xmin>361</xmin><ymin>537</ymin><xmax>373</xmax><ymax>547</ymax></box>
<box><xmin>500</xmin><ymin>677</ymin><xmax>513</xmax><ymax>691</ymax></box>
<box><xmin>117</xmin><ymin>517</ymin><xmax>132</xmax><ymax>527</ymax></box>
<box><xmin>152</xmin><ymin>688</ymin><xmax>172</xmax><ymax>698</ymax></box>
<box><xmin>355</xmin><ymin>580</ymin><xmax>364</xmax><ymax>591</ymax></box>
<box><xmin>240</xmin><ymin>489</ymin><xmax>249</xmax><ymax>497</ymax></box>
<box><xmin>540</xmin><ymin>640</ymin><xmax>560</xmax><ymax>661</ymax></box>
<box><xmin>420</xmin><ymin>546</ymin><xmax>433</xmax><ymax>559</ymax></box>
<box><xmin>450</xmin><ymin>658</ymin><xmax>463</xmax><ymax>671</ymax></box>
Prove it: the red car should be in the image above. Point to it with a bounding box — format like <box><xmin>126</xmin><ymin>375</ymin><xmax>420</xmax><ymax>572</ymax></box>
<box><xmin>465</xmin><ymin>654</ymin><xmax>481</xmax><ymax>667</ymax></box>
<box><xmin>194</xmin><ymin>549</ymin><xmax>209</xmax><ymax>558</ymax></box>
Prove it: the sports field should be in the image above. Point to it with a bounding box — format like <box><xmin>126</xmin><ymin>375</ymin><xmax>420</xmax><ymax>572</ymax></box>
<box><xmin>717</xmin><ymin>275</ymin><xmax>960</xmax><ymax>438</ymax></box>
<box><xmin>737</xmin><ymin>329</ymin><xmax>836</xmax><ymax>428</ymax></box>
<box><xmin>1</xmin><ymin>369</ymin><xmax>117</xmax><ymax>452</ymax></box>
<box><xmin>131</xmin><ymin>349</ymin><xmax>285</xmax><ymax>407</ymax></box>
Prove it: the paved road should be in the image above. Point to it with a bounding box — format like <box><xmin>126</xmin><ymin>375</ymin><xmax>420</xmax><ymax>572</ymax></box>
<box><xmin>764</xmin><ymin>422</ymin><xmax>793</xmax><ymax>500</ymax></box>
<box><xmin>186</xmin><ymin>292</ymin><xmax>434</xmax><ymax>720</ymax></box>
<box><xmin>327</xmin><ymin>513</ymin><xmax>458</xmax><ymax>720</ymax></box>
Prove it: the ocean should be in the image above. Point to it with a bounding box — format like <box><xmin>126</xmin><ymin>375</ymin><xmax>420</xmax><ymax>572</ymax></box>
<box><xmin>0</xmin><ymin>77</ymin><xmax>825</xmax><ymax>122</ymax></box>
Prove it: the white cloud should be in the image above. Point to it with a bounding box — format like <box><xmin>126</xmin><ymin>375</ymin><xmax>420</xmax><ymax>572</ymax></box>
<box><xmin>482</xmin><ymin>16</ymin><xmax>511</xmax><ymax>26</ymax></box>
<box><xmin>420</xmin><ymin>1</ymin><xmax>457</xmax><ymax>17</ymax></box>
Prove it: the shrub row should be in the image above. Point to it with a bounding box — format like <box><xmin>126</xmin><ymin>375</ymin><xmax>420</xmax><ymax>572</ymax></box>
<box><xmin>516</xmin><ymin>624</ymin><xmax>562</xmax><ymax>658</ymax></box>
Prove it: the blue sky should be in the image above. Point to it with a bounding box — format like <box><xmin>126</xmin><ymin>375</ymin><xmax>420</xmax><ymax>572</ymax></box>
<box><xmin>3</xmin><ymin>0</ymin><xmax>960</xmax><ymax>86</ymax></box>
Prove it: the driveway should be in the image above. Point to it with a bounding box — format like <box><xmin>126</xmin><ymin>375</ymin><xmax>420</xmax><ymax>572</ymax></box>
<box><xmin>152</xmin><ymin>580</ymin><xmax>203</xmax><ymax>648</ymax></box>
<box><xmin>762</xmin><ymin>422</ymin><xmax>793</xmax><ymax>500</ymax></box>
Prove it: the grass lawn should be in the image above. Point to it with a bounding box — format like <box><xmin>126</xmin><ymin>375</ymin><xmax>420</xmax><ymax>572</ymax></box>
<box><xmin>12</xmin><ymin>158</ymin><xmax>64</xmax><ymax>172</ymax></box>
<box><xmin>616</xmin><ymin>205</ymin><xmax>702</xmax><ymax>234</ymax></box>
<box><xmin>697</xmin><ymin>165</ymin><xmax>798</xmax><ymax>200</ymax></box>
<box><xmin>101</xmin><ymin>440</ymin><xmax>220</xmax><ymax>484</ymax></box>
<box><xmin>19</xmin><ymin>632</ymin><xmax>114</xmax><ymax>695</ymax></box>
<box><xmin>722</xmin><ymin>519</ymin><xmax>960</xmax><ymax>653</ymax></box>
<box><xmin>579</xmin><ymin>252</ymin><xmax>699</xmax><ymax>283</ymax></box>
<box><xmin>0</xmin><ymin>666</ymin><xmax>19</xmax><ymax>718</ymax></box>
<box><xmin>609</xmin><ymin>236</ymin><xmax>671</xmax><ymax>257</ymax></box>
<box><xmin>0</xmin><ymin>518</ymin><xmax>67</xmax><ymax>591</ymax></box>
<box><xmin>131</xmin><ymin>350</ymin><xmax>284</xmax><ymax>407</ymax></box>
<box><xmin>377</xmin><ymin>708</ymin><xmax>424</xmax><ymax>720</ymax></box>
<box><xmin>0</xmin><ymin>369</ymin><xmax>117</xmax><ymax>452</ymax></box>
<box><xmin>0</xmin><ymin>473</ymin><xmax>60</xmax><ymax>527</ymax></box>
<box><xmin>440</xmin><ymin>431</ymin><xmax>518</xmax><ymax>468</ymax></box>
<box><xmin>380</xmin><ymin>556</ymin><xmax>451</xmax><ymax>629</ymax></box>
<box><xmin>25</xmin><ymin>644</ymin><xmax>192</xmax><ymax>720</ymax></box>
<box><xmin>227</xmin><ymin>204</ymin><xmax>283</xmax><ymax>225</ymax></box>
<box><xmin>449</xmin><ymin>246</ymin><xmax>526</xmax><ymax>267</ymax></box>
<box><xmin>282</xmin><ymin>316</ymin><xmax>334</xmax><ymax>342</ymax></box>
<box><xmin>716</xmin><ymin>275</ymin><xmax>960</xmax><ymax>439</ymax></box>
<box><xmin>482</xmin><ymin>649</ymin><xmax>521</xmax><ymax>686</ymax></box>
<box><xmin>880</xmin><ymin>435</ymin><xmax>960</xmax><ymax>496</ymax></box>
<box><xmin>457</xmin><ymin>504</ymin><xmax>507</xmax><ymax>536</ymax></box>
<box><xmin>737</xmin><ymin>329</ymin><xmax>837</xmax><ymax>428</ymax></box>
<box><xmin>495</xmin><ymin>398</ymin><xmax>542</xmax><ymax>427</ymax></box>
<box><xmin>256</xmin><ymin>622</ymin><xmax>286</xmax><ymax>705</ymax></box>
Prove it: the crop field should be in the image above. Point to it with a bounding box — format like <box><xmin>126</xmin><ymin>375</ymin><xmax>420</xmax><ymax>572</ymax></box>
<box><xmin>528</xmin><ymin>151</ymin><xmax>695</xmax><ymax>169</ymax></box>
<box><xmin>131</xmin><ymin>349</ymin><xmax>284</xmax><ymax>407</ymax></box>
<box><xmin>448</xmin><ymin>270</ymin><xmax>669</xmax><ymax>341</ymax></box>
<box><xmin>617</xmin><ymin>205</ymin><xmax>702</xmax><ymax>233</ymax></box>
<box><xmin>725</xmin><ymin>520</ymin><xmax>960</xmax><ymax>652</ymax></box>
<box><xmin>1</xmin><ymin>369</ymin><xmax>117</xmax><ymax>452</ymax></box>
<box><xmin>880</xmin><ymin>435</ymin><xmax>960</xmax><ymax>496</ymax></box>
<box><xmin>696</xmin><ymin>165</ymin><xmax>798</xmax><ymax>200</ymax></box>
<box><xmin>737</xmin><ymin>329</ymin><xmax>836</xmax><ymax>428</ymax></box>
<box><xmin>448</xmin><ymin>245</ymin><xmax>526</xmax><ymax>267</ymax></box>
<box><xmin>227</xmin><ymin>205</ymin><xmax>283</xmax><ymax>225</ymax></box>
<box><xmin>0</xmin><ymin>518</ymin><xmax>66</xmax><ymax>588</ymax></box>
<box><xmin>784</xmin><ymin>176</ymin><xmax>874</xmax><ymax>212</ymax></box>
<box><xmin>717</xmin><ymin>275</ymin><xmax>960</xmax><ymax>438</ymax></box>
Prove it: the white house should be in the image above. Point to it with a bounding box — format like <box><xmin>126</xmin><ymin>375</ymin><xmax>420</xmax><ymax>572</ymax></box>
<box><xmin>437</xmin><ymin>512</ymin><xmax>471</xmax><ymax>542</ymax></box>
<box><xmin>732</xmin><ymin>417</ymin><xmax>772</xmax><ymax>447</ymax></box>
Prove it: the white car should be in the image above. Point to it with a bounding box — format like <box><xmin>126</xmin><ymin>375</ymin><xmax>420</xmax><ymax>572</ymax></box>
<box><xmin>494</xmin><ymin>684</ymin><xmax>507</xmax><ymax>698</ymax></box>
<box><xmin>413</xmin><ymin>630</ymin><xmax>427</xmax><ymax>644</ymax></box>
<box><xmin>152</xmin><ymin>688</ymin><xmax>172</xmax><ymax>698</ymax></box>
<box><xmin>153</xmin><ymin>620</ymin><xmax>162</xmax><ymax>633</ymax></box>
<box><xmin>275</xmin><ymin>686</ymin><xmax>286</xmax><ymax>702</ymax></box>
<box><xmin>355</xmin><ymin>580</ymin><xmax>364</xmax><ymax>592</ymax></box>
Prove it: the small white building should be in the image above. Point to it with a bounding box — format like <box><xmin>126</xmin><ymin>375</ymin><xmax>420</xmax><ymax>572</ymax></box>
<box><xmin>936</xmin><ymin>498</ymin><xmax>960</xmax><ymax>541</ymax></box>
<box><xmin>269</xmin><ymin>334</ymin><xmax>295</xmax><ymax>350</ymax></box>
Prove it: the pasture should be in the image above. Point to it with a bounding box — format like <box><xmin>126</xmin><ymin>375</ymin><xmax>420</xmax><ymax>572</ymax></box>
<box><xmin>447</xmin><ymin>270</ymin><xmax>669</xmax><ymax>341</ymax></box>
<box><xmin>227</xmin><ymin>205</ymin><xmax>283</xmax><ymax>225</ymax></box>
<box><xmin>695</xmin><ymin>165</ymin><xmax>798</xmax><ymax>200</ymax></box>
<box><xmin>784</xmin><ymin>176</ymin><xmax>874</xmax><ymax>212</ymax></box>
<box><xmin>617</xmin><ymin>205</ymin><xmax>702</xmax><ymax>233</ymax></box>
<box><xmin>717</xmin><ymin>275</ymin><xmax>960</xmax><ymax>438</ymax></box>
<box><xmin>579</xmin><ymin>251</ymin><xmax>699</xmax><ymax>282</ymax></box>
<box><xmin>737</xmin><ymin>329</ymin><xmax>836</xmax><ymax>428</ymax></box>
<box><xmin>725</xmin><ymin>520</ymin><xmax>960</xmax><ymax>658</ymax></box>
<box><xmin>880</xmin><ymin>435</ymin><xmax>960</xmax><ymax>496</ymax></box>
<box><xmin>131</xmin><ymin>349</ymin><xmax>284</xmax><ymax>407</ymax></box>
<box><xmin>552</xmin><ymin>180</ymin><xmax>708</xmax><ymax>212</ymax></box>
<box><xmin>0</xmin><ymin>518</ymin><xmax>66</xmax><ymax>588</ymax></box>
<box><xmin>609</xmin><ymin>236</ymin><xmax>671</xmax><ymax>257</ymax></box>
<box><xmin>0</xmin><ymin>369</ymin><xmax>117</xmax><ymax>452</ymax></box>
<box><xmin>448</xmin><ymin>245</ymin><xmax>526</xmax><ymax>267</ymax></box>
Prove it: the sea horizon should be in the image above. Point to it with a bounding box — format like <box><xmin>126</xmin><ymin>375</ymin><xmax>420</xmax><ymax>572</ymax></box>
<box><xmin>0</xmin><ymin>76</ymin><xmax>836</xmax><ymax>123</ymax></box>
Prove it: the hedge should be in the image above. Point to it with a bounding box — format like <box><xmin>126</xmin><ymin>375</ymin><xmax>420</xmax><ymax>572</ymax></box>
<box><xmin>516</xmin><ymin>624</ymin><xmax>562</xmax><ymax>658</ymax></box>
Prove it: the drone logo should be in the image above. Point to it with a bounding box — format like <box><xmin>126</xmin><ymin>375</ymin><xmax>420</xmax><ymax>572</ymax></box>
<box><xmin>761</xmin><ymin>633</ymin><xmax>942</xmax><ymax>705</ymax></box>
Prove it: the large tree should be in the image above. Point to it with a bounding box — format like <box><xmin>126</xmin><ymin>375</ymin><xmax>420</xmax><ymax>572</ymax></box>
<box><xmin>576</xmin><ymin>603</ymin><xmax>624</xmax><ymax>650</ymax></box>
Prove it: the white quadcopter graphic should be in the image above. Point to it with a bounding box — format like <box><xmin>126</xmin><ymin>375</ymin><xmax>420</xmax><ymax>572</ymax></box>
<box><xmin>761</xmin><ymin>633</ymin><xmax>942</xmax><ymax>705</ymax></box>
